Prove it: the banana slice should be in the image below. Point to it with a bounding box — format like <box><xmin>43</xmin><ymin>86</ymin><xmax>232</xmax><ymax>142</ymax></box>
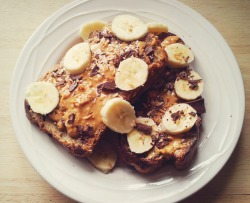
<box><xmin>100</xmin><ymin>98</ymin><xmax>136</xmax><ymax>133</ymax></box>
<box><xmin>127</xmin><ymin>117</ymin><xmax>158</xmax><ymax>154</ymax></box>
<box><xmin>115</xmin><ymin>57</ymin><xmax>148</xmax><ymax>91</ymax></box>
<box><xmin>146</xmin><ymin>22</ymin><xmax>168</xmax><ymax>34</ymax></box>
<box><xmin>25</xmin><ymin>81</ymin><xmax>59</xmax><ymax>115</ymax></box>
<box><xmin>111</xmin><ymin>15</ymin><xmax>148</xmax><ymax>41</ymax></box>
<box><xmin>63</xmin><ymin>42</ymin><xmax>91</xmax><ymax>75</ymax></box>
<box><xmin>88</xmin><ymin>140</ymin><xmax>117</xmax><ymax>174</ymax></box>
<box><xmin>165</xmin><ymin>43</ymin><xmax>194</xmax><ymax>68</ymax></box>
<box><xmin>80</xmin><ymin>21</ymin><xmax>107</xmax><ymax>41</ymax></box>
<box><xmin>175</xmin><ymin>70</ymin><xmax>204</xmax><ymax>100</ymax></box>
<box><xmin>161</xmin><ymin>103</ymin><xmax>198</xmax><ymax>135</ymax></box>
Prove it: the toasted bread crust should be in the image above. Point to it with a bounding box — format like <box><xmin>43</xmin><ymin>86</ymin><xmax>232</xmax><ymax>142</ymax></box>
<box><xmin>119</xmin><ymin>136</ymin><xmax>164</xmax><ymax>173</ymax></box>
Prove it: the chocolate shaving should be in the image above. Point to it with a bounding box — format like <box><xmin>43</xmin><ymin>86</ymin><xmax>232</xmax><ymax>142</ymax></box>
<box><xmin>70</xmin><ymin>74</ymin><xmax>82</xmax><ymax>80</ymax></box>
<box><xmin>157</xmin><ymin>32</ymin><xmax>175</xmax><ymax>41</ymax></box>
<box><xmin>96</xmin><ymin>81</ymin><xmax>116</xmax><ymax>94</ymax></box>
<box><xmin>178</xmin><ymin>70</ymin><xmax>190</xmax><ymax>80</ymax></box>
<box><xmin>188</xmin><ymin>79</ymin><xmax>202</xmax><ymax>90</ymax></box>
<box><xmin>184</xmin><ymin>56</ymin><xmax>190</xmax><ymax>63</ymax></box>
<box><xmin>151</xmin><ymin>134</ymin><xmax>158</xmax><ymax>143</ymax></box>
<box><xmin>67</xmin><ymin>113</ymin><xmax>75</xmax><ymax>125</ymax></box>
<box><xmin>144</xmin><ymin>46</ymin><xmax>154</xmax><ymax>56</ymax></box>
<box><xmin>69</xmin><ymin>81</ymin><xmax>78</xmax><ymax>92</ymax></box>
<box><xmin>90</xmin><ymin>65</ymin><xmax>99</xmax><ymax>77</ymax></box>
<box><xmin>186</xmin><ymin>97</ymin><xmax>206</xmax><ymax>114</ymax></box>
<box><xmin>135</xmin><ymin>123</ymin><xmax>152</xmax><ymax>135</ymax></box>
<box><xmin>96</xmin><ymin>83</ymin><xmax>103</xmax><ymax>95</ymax></box>
<box><xmin>189</xmin><ymin>112</ymin><xmax>196</xmax><ymax>116</ymax></box>
<box><xmin>53</xmin><ymin>69</ymin><xmax>59</xmax><ymax>73</ymax></box>
<box><xmin>113</xmin><ymin>55</ymin><xmax>121</xmax><ymax>68</ymax></box>
<box><xmin>121</xmin><ymin>49</ymin><xmax>137</xmax><ymax>60</ymax></box>
<box><xmin>156</xmin><ymin>134</ymin><xmax>173</xmax><ymax>149</ymax></box>
<box><xmin>102</xmin><ymin>81</ymin><xmax>116</xmax><ymax>90</ymax></box>
<box><xmin>76</xmin><ymin>125</ymin><xmax>93</xmax><ymax>141</ymax></box>
<box><xmin>56</xmin><ymin>79</ymin><xmax>65</xmax><ymax>87</ymax></box>
<box><xmin>171</xmin><ymin>110</ymin><xmax>184</xmax><ymax>122</ymax></box>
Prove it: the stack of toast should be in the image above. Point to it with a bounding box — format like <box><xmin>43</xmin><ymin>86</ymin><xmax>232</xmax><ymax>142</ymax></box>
<box><xmin>24</xmin><ymin>15</ymin><xmax>205</xmax><ymax>174</ymax></box>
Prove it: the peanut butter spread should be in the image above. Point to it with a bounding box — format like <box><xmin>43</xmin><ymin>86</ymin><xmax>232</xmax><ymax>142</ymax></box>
<box><xmin>39</xmin><ymin>25</ymin><xmax>166</xmax><ymax>138</ymax></box>
<box><xmin>137</xmin><ymin>86</ymin><xmax>198</xmax><ymax>159</ymax></box>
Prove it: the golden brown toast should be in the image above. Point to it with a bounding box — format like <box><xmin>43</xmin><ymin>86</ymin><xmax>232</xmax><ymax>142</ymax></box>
<box><xmin>24</xmin><ymin>25</ymin><xmax>167</xmax><ymax>157</ymax></box>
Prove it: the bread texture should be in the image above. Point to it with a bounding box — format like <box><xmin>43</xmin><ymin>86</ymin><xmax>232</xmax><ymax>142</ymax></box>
<box><xmin>24</xmin><ymin>25</ymin><xmax>167</xmax><ymax>157</ymax></box>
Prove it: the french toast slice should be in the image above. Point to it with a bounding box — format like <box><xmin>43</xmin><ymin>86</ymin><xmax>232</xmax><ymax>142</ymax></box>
<box><xmin>118</xmin><ymin>33</ymin><xmax>206</xmax><ymax>173</ymax></box>
<box><xmin>24</xmin><ymin>25</ymin><xmax>167</xmax><ymax>157</ymax></box>
<box><xmin>118</xmin><ymin>66</ymin><xmax>205</xmax><ymax>173</ymax></box>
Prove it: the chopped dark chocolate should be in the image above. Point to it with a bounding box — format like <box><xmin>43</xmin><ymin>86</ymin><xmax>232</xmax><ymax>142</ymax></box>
<box><xmin>69</xmin><ymin>81</ymin><xmax>78</xmax><ymax>92</ymax></box>
<box><xmin>156</xmin><ymin>134</ymin><xmax>173</xmax><ymax>149</ymax></box>
<box><xmin>96</xmin><ymin>83</ymin><xmax>103</xmax><ymax>95</ymax></box>
<box><xmin>113</xmin><ymin>55</ymin><xmax>121</xmax><ymax>68</ymax></box>
<box><xmin>67</xmin><ymin>113</ymin><xmax>75</xmax><ymax>125</ymax></box>
<box><xmin>188</xmin><ymin>79</ymin><xmax>202</xmax><ymax>90</ymax></box>
<box><xmin>186</xmin><ymin>97</ymin><xmax>206</xmax><ymax>114</ymax></box>
<box><xmin>76</xmin><ymin>125</ymin><xmax>84</xmax><ymax>133</ymax></box>
<box><xmin>144</xmin><ymin>46</ymin><xmax>154</xmax><ymax>56</ymax></box>
<box><xmin>76</xmin><ymin>125</ymin><xmax>93</xmax><ymax>136</ymax></box>
<box><xmin>70</xmin><ymin>74</ymin><xmax>82</xmax><ymax>80</ymax></box>
<box><xmin>102</xmin><ymin>81</ymin><xmax>116</xmax><ymax>90</ymax></box>
<box><xmin>171</xmin><ymin>110</ymin><xmax>184</xmax><ymax>122</ymax></box>
<box><xmin>90</xmin><ymin>65</ymin><xmax>99</xmax><ymax>77</ymax></box>
<box><xmin>178</xmin><ymin>70</ymin><xmax>190</xmax><ymax>80</ymax></box>
<box><xmin>96</xmin><ymin>81</ymin><xmax>116</xmax><ymax>95</ymax></box>
<box><xmin>157</xmin><ymin>32</ymin><xmax>175</xmax><ymax>41</ymax></box>
<box><xmin>135</xmin><ymin>123</ymin><xmax>152</xmax><ymax>135</ymax></box>
<box><xmin>189</xmin><ymin>112</ymin><xmax>196</xmax><ymax>117</ymax></box>
<box><xmin>120</xmin><ymin>49</ymin><xmax>138</xmax><ymax>60</ymax></box>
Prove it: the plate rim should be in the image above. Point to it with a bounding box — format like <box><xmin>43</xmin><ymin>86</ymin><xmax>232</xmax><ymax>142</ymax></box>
<box><xmin>10</xmin><ymin>0</ymin><xmax>245</xmax><ymax>202</ymax></box>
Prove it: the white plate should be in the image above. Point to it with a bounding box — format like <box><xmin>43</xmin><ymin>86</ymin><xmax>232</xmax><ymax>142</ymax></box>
<box><xmin>10</xmin><ymin>0</ymin><xmax>245</xmax><ymax>202</ymax></box>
